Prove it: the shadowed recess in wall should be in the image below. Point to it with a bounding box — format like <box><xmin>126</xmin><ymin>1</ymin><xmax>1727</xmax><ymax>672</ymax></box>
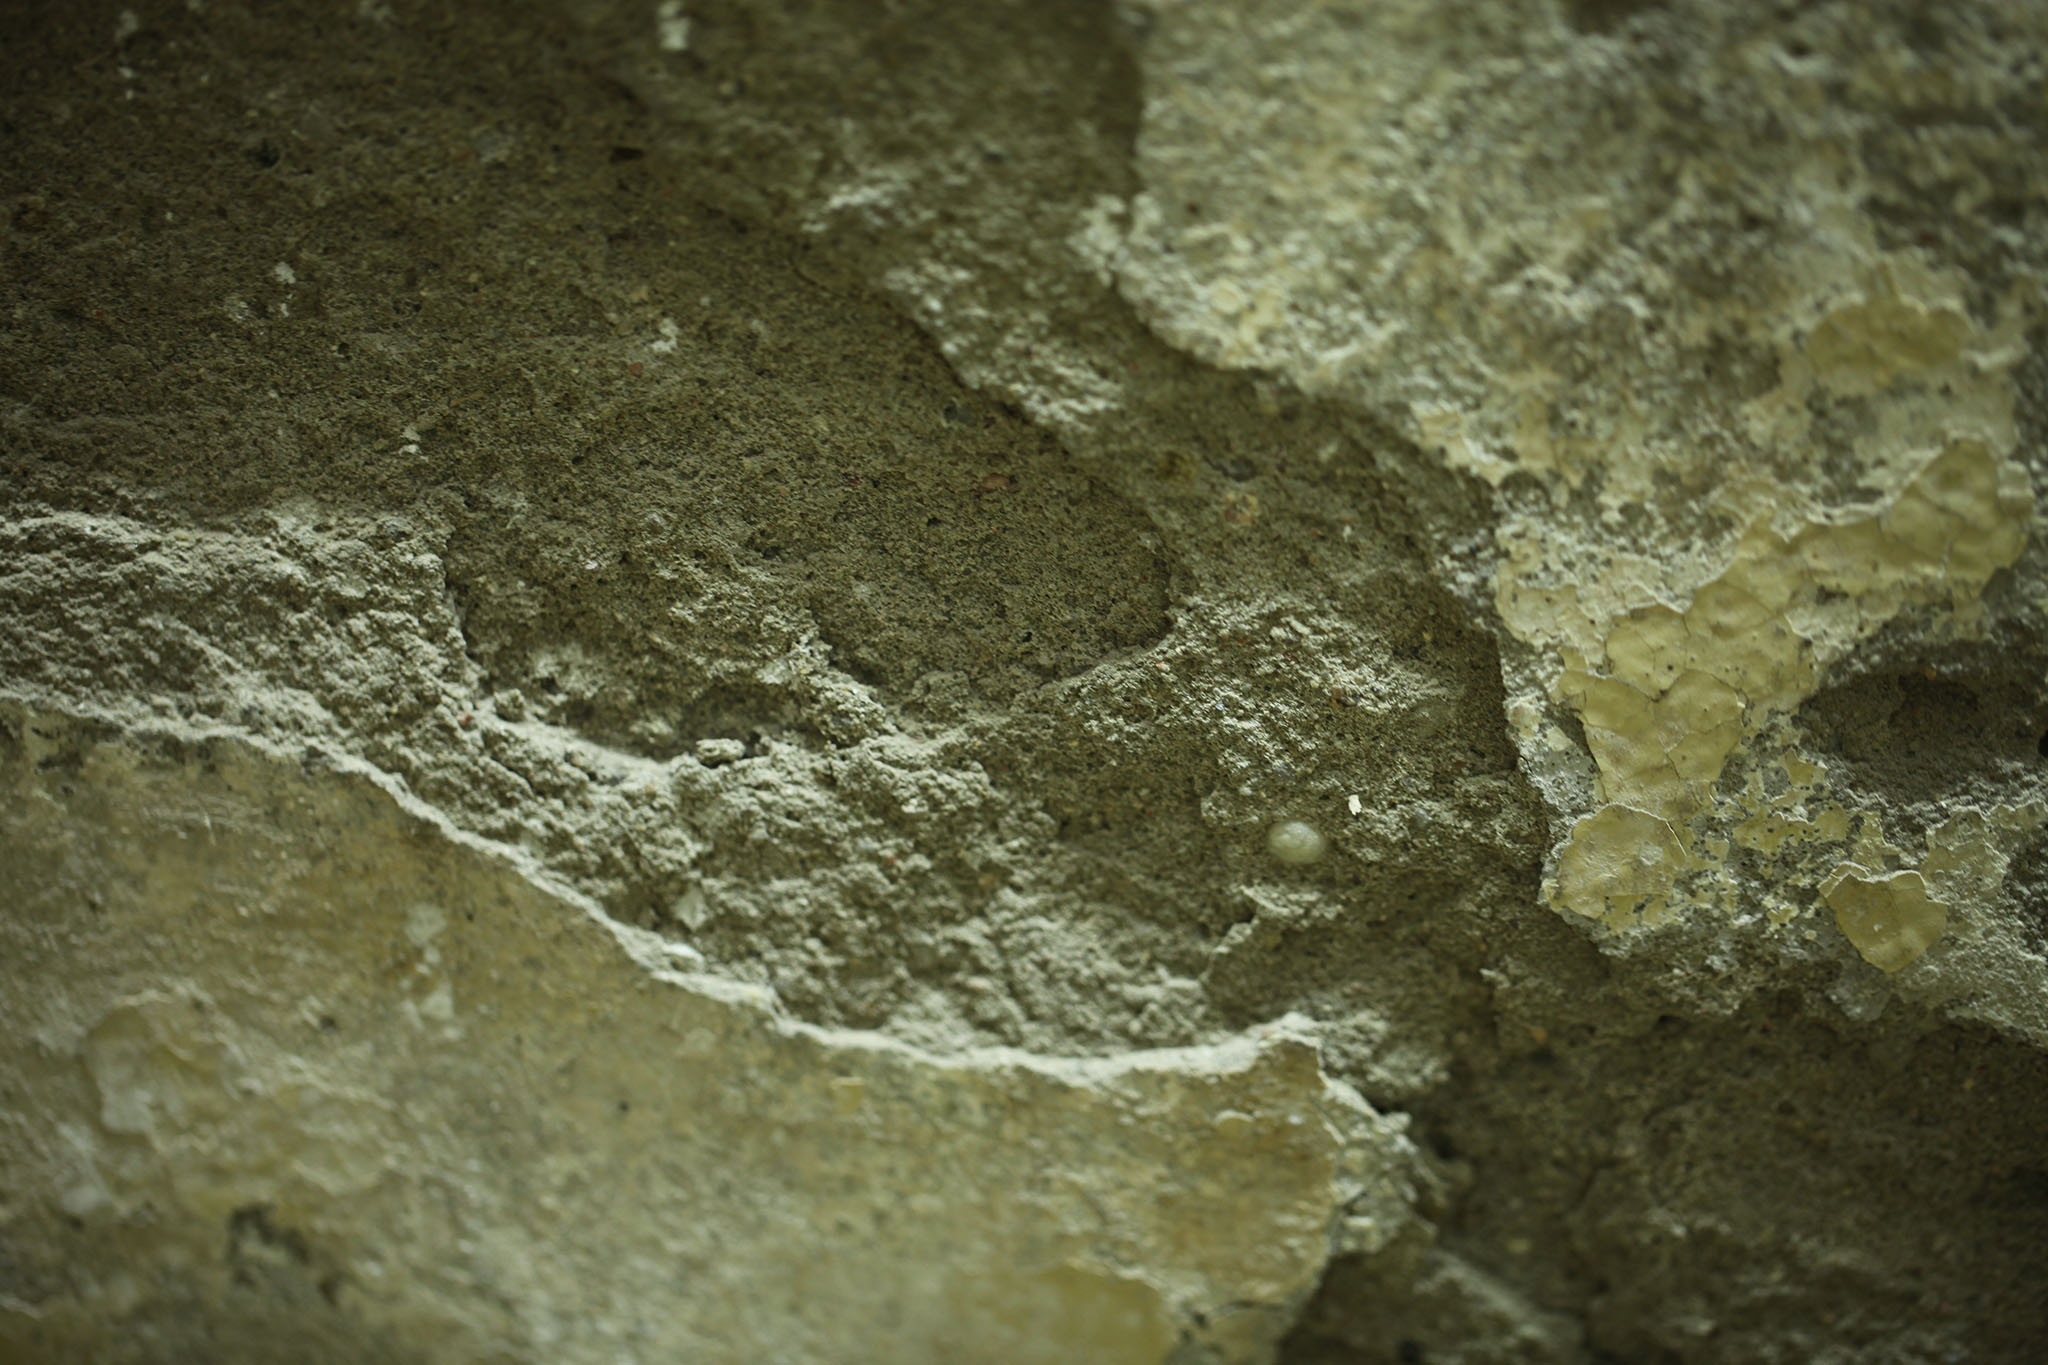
<box><xmin>438</xmin><ymin>215</ymin><xmax>1174</xmax><ymax>753</ymax></box>
<box><xmin>1795</xmin><ymin>652</ymin><xmax>2048</xmax><ymax>846</ymax></box>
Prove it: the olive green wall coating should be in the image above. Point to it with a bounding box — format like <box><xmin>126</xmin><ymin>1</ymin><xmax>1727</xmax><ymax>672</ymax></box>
<box><xmin>2</xmin><ymin>1</ymin><xmax>2046</xmax><ymax>1361</ymax></box>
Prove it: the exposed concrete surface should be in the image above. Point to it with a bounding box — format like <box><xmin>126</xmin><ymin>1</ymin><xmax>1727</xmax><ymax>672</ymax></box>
<box><xmin>3</xmin><ymin>0</ymin><xmax>2046</xmax><ymax>1361</ymax></box>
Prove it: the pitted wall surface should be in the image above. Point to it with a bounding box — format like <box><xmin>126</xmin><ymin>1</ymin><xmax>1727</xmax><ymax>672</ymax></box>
<box><xmin>4</xmin><ymin>2</ymin><xmax>2047</xmax><ymax>1361</ymax></box>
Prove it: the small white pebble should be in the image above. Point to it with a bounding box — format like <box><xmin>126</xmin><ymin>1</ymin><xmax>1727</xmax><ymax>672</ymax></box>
<box><xmin>1266</xmin><ymin>819</ymin><xmax>1327</xmax><ymax>866</ymax></box>
<box><xmin>656</xmin><ymin>0</ymin><xmax>691</xmax><ymax>51</ymax></box>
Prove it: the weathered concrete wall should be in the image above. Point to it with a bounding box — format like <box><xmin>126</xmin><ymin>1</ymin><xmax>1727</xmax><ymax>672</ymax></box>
<box><xmin>3</xmin><ymin>1</ymin><xmax>2046</xmax><ymax>1361</ymax></box>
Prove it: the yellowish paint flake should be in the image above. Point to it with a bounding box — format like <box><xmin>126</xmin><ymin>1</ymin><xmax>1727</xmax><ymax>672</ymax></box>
<box><xmin>1563</xmin><ymin>668</ymin><xmax>1744</xmax><ymax>821</ymax></box>
<box><xmin>1551</xmin><ymin>804</ymin><xmax>1689</xmax><ymax>928</ymax></box>
<box><xmin>1780</xmin><ymin>752</ymin><xmax>1823</xmax><ymax>787</ymax></box>
<box><xmin>1804</xmin><ymin>289</ymin><xmax>1973</xmax><ymax>398</ymax></box>
<box><xmin>1821</xmin><ymin>867</ymin><xmax>1948</xmax><ymax>972</ymax></box>
<box><xmin>1533</xmin><ymin>434</ymin><xmax>2030</xmax><ymax>928</ymax></box>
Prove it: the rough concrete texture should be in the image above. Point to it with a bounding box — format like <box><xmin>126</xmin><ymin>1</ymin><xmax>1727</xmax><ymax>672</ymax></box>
<box><xmin>3</xmin><ymin>0</ymin><xmax>2047</xmax><ymax>1361</ymax></box>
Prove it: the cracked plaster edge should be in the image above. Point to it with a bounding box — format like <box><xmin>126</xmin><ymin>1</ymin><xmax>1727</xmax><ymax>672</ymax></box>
<box><xmin>0</xmin><ymin>681</ymin><xmax>1402</xmax><ymax>1117</ymax></box>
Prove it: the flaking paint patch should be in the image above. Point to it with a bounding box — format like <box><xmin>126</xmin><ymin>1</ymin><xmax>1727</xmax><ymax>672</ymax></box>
<box><xmin>1104</xmin><ymin>0</ymin><xmax>2045</xmax><ymax>968</ymax></box>
<box><xmin>1547</xmin><ymin>804</ymin><xmax>1689</xmax><ymax>929</ymax></box>
<box><xmin>1536</xmin><ymin>437</ymin><xmax>2031</xmax><ymax>929</ymax></box>
<box><xmin>1729</xmin><ymin>755</ymin><xmax>1855</xmax><ymax>926</ymax></box>
<box><xmin>1821</xmin><ymin>868</ymin><xmax>1948</xmax><ymax>973</ymax></box>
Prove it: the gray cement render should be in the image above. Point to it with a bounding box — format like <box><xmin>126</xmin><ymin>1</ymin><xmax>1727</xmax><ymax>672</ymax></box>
<box><xmin>3</xmin><ymin>1</ymin><xmax>2047</xmax><ymax>1361</ymax></box>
